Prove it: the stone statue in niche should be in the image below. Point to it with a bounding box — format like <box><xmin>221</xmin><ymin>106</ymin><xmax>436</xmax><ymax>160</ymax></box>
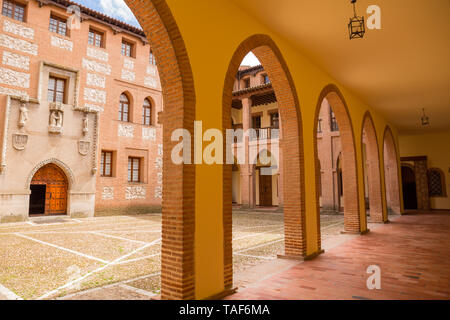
<box><xmin>83</xmin><ymin>115</ymin><xmax>89</xmax><ymax>135</ymax></box>
<box><xmin>49</xmin><ymin>109</ymin><xmax>63</xmax><ymax>133</ymax></box>
<box><xmin>18</xmin><ymin>102</ymin><xmax>28</xmax><ymax>128</ymax></box>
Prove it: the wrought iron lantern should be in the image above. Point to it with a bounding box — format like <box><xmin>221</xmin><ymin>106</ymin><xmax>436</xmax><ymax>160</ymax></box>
<box><xmin>421</xmin><ymin>108</ymin><xmax>430</xmax><ymax>126</ymax></box>
<box><xmin>348</xmin><ymin>0</ymin><xmax>365</xmax><ymax>39</ymax></box>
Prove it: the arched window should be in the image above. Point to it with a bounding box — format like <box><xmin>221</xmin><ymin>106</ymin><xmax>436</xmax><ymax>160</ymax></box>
<box><xmin>428</xmin><ymin>168</ymin><xmax>446</xmax><ymax>197</ymax></box>
<box><xmin>119</xmin><ymin>93</ymin><xmax>130</xmax><ymax>122</ymax></box>
<box><xmin>142</xmin><ymin>98</ymin><xmax>152</xmax><ymax>126</ymax></box>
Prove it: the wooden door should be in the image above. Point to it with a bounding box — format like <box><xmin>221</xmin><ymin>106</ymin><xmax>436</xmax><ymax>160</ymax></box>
<box><xmin>259</xmin><ymin>173</ymin><xmax>273</xmax><ymax>206</ymax></box>
<box><xmin>31</xmin><ymin>164</ymin><xmax>68</xmax><ymax>215</ymax></box>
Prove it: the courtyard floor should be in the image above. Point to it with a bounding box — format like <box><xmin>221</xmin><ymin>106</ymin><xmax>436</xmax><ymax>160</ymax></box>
<box><xmin>0</xmin><ymin>210</ymin><xmax>348</xmax><ymax>300</ymax></box>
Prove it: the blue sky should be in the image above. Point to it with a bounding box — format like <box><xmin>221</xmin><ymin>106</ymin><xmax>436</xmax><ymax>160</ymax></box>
<box><xmin>71</xmin><ymin>0</ymin><xmax>260</xmax><ymax>66</ymax></box>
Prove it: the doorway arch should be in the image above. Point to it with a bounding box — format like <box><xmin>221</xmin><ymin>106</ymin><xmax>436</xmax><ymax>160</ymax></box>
<box><xmin>401</xmin><ymin>165</ymin><xmax>418</xmax><ymax>210</ymax></box>
<box><xmin>222</xmin><ymin>34</ymin><xmax>307</xmax><ymax>288</ymax></box>
<box><xmin>361</xmin><ymin>112</ymin><xmax>384</xmax><ymax>223</ymax></box>
<box><xmin>124</xmin><ymin>0</ymin><xmax>196</xmax><ymax>300</ymax></box>
<box><xmin>29</xmin><ymin>164</ymin><xmax>68</xmax><ymax>215</ymax></box>
<box><xmin>383</xmin><ymin>126</ymin><xmax>402</xmax><ymax>214</ymax></box>
<box><xmin>314</xmin><ymin>84</ymin><xmax>363</xmax><ymax>234</ymax></box>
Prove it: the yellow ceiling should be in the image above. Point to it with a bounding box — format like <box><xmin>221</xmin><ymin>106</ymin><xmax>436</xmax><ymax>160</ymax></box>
<box><xmin>231</xmin><ymin>0</ymin><xmax>450</xmax><ymax>134</ymax></box>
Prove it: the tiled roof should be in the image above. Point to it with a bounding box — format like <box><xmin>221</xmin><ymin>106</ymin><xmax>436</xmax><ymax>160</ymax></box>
<box><xmin>41</xmin><ymin>0</ymin><xmax>146</xmax><ymax>38</ymax></box>
<box><xmin>232</xmin><ymin>82</ymin><xmax>272</xmax><ymax>96</ymax></box>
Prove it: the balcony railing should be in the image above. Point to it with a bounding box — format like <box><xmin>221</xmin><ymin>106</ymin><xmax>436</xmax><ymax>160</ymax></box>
<box><xmin>249</xmin><ymin>127</ymin><xmax>279</xmax><ymax>141</ymax></box>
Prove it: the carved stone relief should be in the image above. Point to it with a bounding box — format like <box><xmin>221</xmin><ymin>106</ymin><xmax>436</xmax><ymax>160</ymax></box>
<box><xmin>12</xmin><ymin>133</ymin><xmax>28</xmax><ymax>151</ymax></box>
<box><xmin>123</xmin><ymin>58</ymin><xmax>134</xmax><ymax>70</ymax></box>
<box><xmin>3</xmin><ymin>20</ymin><xmax>34</xmax><ymax>39</ymax></box>
<box><xmin>144</xmin><ymin>76</ymin><xmax>157</xmax><ymax>88</ymax></box>
<box><xmin>87</xmin><ymin>47</ymin><xmax>109</xmax><ymax>62</ymax></box>
<box><xmin>118</xmin><ymin>124</ymin><xmax>134</xmax><ymax>138</ymax></box>
<box><xmin>48</xmin><ymin>103</ymin><xmax>64</xmax><ymax>134</ymax></box>
<box><xmin>78</xmin><ymin>140</ymin><xmax>90</xmax><ymax>156</ymax></box>
<box><xmin>125</xmin><ymin>186</ymin><xmax>146</xmax><ymax>200</ymax></box>
<box><xmin>82</xmin><ymin>58</ymin><xmax>111</xmax><ymax>75</ymax></box>
<box><xmin>2</xmin><ymin>51</ymin><xmax>30</xmax><ymax>70</ymax></box>
<box><xmin>0</xmin><ymin>86</ymin><xmax>27</xmax><ymax>98</ymax></box>
<box><xmin>84</xmin><ymin>88</ymin><xmax>106</xmax><ymax>104</ymax></box>
<box><xmin>0</xmin><ymin>34</ymin><xmax>38</xmax><ymax>55</ymax></box>
<box><xmin>155</xmin><ymin>157</ymin><xmax>162</xmax><ymax>170</ymax></box>
<box><xmin>18</xmin><ymin>102</ymin><xmax>28</xmax><ymax>128</ymax></box>
<box><xmin>86</xmin><ymin>73</ymin><xmax>106</xmax><ymax>88</ymax></box>
<box><xmin>50</xmin><ymin>36</ymin><xmax>73</xmax><ymax>51</ymax></box>
<box><xmin>157</xmin><ymin>172</ymin><xmax>163</xmax><ymax>185</ymax></box>
<box><xmin>154</xmin><ymin>186</ymin><xmax>162</xmax><ymax>199</ymax></box>
<box><xmin>0</xmin><ymin>67</ymin><xmax>30</xmax><ymax>88</ymax></box>
<box><xmin>142</xmin><ymin>127</ymin><xmax>156</xmax><ymax>141</ymax></box>
<box><xmin>147</xmin><ymin>65</ymin><xmax>157</xmax><ymax>76</ymax></box>
<box><xmin>102</xmin><ymin>187</ymin><xmax>114</xmax><ymax>200</ymax></box>
<box><xmin>158</xmin><ymin>144</ymin><xmax>163</xmax><ymax>156</ymax></box>
<box><xmin>121</xmin><ymin>69</ymin><xmax>135</xmax><ymax>82</ymax></box>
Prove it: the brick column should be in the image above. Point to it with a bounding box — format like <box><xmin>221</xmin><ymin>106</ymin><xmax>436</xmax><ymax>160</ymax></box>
<box><xmin>414</xmin><ymin>159</ymin><xmax>430</xmax><ymax>210</ymax></box>
<box><xmin>240</xmin><ymin>97</ymin><xmax>255</xmax><ymax>208</ymax></box>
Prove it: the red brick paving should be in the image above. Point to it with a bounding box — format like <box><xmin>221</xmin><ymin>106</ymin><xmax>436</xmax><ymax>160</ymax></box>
<box><xmin>228</xmin><ymin>212</ymin><xmax>450</xmax><ymax>300</ymax></box>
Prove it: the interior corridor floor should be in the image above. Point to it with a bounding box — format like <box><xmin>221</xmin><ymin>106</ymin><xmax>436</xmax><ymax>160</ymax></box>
<box><xmin>228</xmin><ymin>211</ymin><xmax>450</xmax><ymax>300</ymax></box>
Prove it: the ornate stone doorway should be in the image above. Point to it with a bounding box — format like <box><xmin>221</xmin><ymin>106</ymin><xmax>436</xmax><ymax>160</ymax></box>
<box><xmin>29</xmin><ymin>164</ymin><xmax>68</xmax><ymax>215</ymax></box>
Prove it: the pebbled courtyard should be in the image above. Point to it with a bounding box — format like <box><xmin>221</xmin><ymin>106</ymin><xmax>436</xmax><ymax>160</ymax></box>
<box><xmin>0</xmin><ymin>210</ymin><xmax>346</xmax><ymax>300</ymax></box>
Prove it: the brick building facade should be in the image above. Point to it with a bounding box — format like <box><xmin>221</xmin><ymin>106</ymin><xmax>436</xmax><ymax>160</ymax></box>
<box><xmin>0</xmin><ymin>0</ymin><xmax>163</xmax><ymax>222</ymax></box>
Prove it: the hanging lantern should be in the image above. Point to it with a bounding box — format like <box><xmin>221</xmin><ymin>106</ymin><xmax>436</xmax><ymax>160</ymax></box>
<box><xmin>421</xmin><ymin>108</ymin><xmax>430</xmax><ymax>126</ymax></box>
<box><xmin>348</xmin><ymin>0</ymin><xmax>365</xmax><ymax>39</ymax></box>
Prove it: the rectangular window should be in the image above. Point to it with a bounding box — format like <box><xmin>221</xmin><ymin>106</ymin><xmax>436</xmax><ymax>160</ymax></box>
<box><xmin>48</xmin><ymin>76</ymin><xmax>66</xmax><ymax>103</ymax></box>
<box><xmin>121</xmin><ymin>40</ymin><xmax>133</xmax><ymax>57</ymax></box>
<box><xmin>49</xmin><ymin>15</ymin><xmax>68</xmax><ymax>36</ymax></box>
<box><xmin>100</xmin><ymin>151</ymin><xmax>113</xmax><ymax>177</ymax></box>
<box><xmin>270</xmin><ymin>112</ymin><xmax>279</xmax><ymax>129</ymax></box>
<box><xmin>243</xmin><ymin>78</ymin><xmax>250</xmax><ymax>89</ymax></box>
<box><xmin>330</xmin><ymin>107</ymin><xmax>339</xmax><ymax>132</ymax></box>
<box><xmin>262</xmin><ymin>74</ymin><xmax>270</xmax><ymax>85</ymax></box>
<box><xmin>252</xmin><ymin>116</ymin><xmax>261</xmax><ymax>129</ymax></box>
<box><xmin>2</xmin><ymin>0</ymin><xmax>25</xmax><ymax>22</ymax></box>
<box><xmin>88</xmin><ymin>28</ymin><xmax>104</xmax><ymax>48</ymax></box>
<box><xmin>128</xmin><ymin>157</ymin><xmax>141</xmax><ymax>183</ymax></box>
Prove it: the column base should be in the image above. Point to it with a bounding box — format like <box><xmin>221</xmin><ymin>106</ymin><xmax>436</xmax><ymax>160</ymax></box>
<box><xmin>277</xmin><ymin>249</ymin><xmax>325</xmax><ymax>261</ymax></box>
<box><xmin>341</xmin><ymin>229</ymin><xmax>370</xmax><ymax>235</ymax></box>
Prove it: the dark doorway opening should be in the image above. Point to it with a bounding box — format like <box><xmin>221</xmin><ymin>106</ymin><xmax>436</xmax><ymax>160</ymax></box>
<box><xmin>401</xmin><ymin>166</ymin><xmax>418</xmax><ymax>210</ymax></box>
<box><xmin>29</xmin><ymin>185</ymin><xmax>46</xmax><ymax>215</ymax></box>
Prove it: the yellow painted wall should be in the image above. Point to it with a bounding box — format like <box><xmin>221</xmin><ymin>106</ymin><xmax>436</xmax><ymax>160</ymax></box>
<box><xmin>163</xmin><ymin>0</ymin><xmax>401</xmax><ymax>299</ymax></box>
<box><xmin>399</xmin><ymin>132</ymin><xmax>450</xmax><ymax>209</ymax></box>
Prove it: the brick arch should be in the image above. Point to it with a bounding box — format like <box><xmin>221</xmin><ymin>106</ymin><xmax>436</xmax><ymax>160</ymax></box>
<box><xmin>361</xmin><ymin>111</ymin><xmax>385</xmax><ymax>223</ymax></box>
<box><xmin>124</xmin><ymin>0</ymin><xmax>196</xmax><ymax>300</ymax></box>
<box><xmin>222</xmin><ymin>34</ymin><xmax>307</xmax><ymax>288</ymax></box>
<box><xmin>314</xmin><ymin>84</ymin><xmax>363</xmax><ymax>234</ymax></box>
<box><xmin>383</xmin><ymin>126</ymin><xmax>401</xmax><ymax>214</ymax></box>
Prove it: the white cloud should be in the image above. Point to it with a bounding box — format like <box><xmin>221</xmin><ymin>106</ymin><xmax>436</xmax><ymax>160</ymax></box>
<box><xmin>241</xmin><ymin>52</ymin><xmax>261</xmax><ymax>67</ymax></box>
<box><xmin>99</xmin><ymin>0</ymin><xmax>137</xmax><ymax>24</ymax></box>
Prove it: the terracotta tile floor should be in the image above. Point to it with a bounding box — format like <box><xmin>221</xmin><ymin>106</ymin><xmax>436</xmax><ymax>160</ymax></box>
<box><xmin>228</xmin><ymin>212</ymin><xmax>450</xmax><ymax>300</ymax></box>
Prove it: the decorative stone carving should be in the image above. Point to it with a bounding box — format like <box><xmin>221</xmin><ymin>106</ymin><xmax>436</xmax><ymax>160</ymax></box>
<box><xmin>147</xmin><ymin>65</ymin><xmax>157</xmax><ymax>76</ymax></box>
<box><xmin>158</xmin><ymin>144</ymin><xmax>163</xmax><ymax>156</ymax></box>
<box><xmin>82</xmin><ymin>58</ymin><xmax>111</xmax><ymax>75</ymax></box>
<box><xmin>83</xmin><ymin>103</ymin><xmax>104</xmax><ymax>113</ymax></box>
<box><xmin>155</xmin><ymin>157</ymin><xmax>162</xmax><ymax>169</ymax></box>
<box><xmin>118</xmin><ymin>124</ymin><xmax>134</xmax><ymax>138</ymax></box>
<box><xmin>18</xmin><ymin>102</ymin><xmax>28</xmax><ymax>128</ymax></box>
<box><xmin>144</xmin><ymin>76</ymin><xmax>157</xmax><ymax>88</ymax></box>
<box><xmin>78</xmin><ymin>140</ymin><xmax>90</xmax><ymax>156</ymax></box>
<box><xmin>87</xmin><ymin>47</ymin><xmax>109</xmax><ymax>62</ymax></box>
<box><xmin>2</xmin><ymin>51</ymin><xmax>30</xmax><ymax>70</ymax></box>
<box><xmin>82</xmin><ymin>115</ymin><xmax>89</xmax><ymax>135</ymax></box>
<box><xmin>125</xmin><ymin>186</ymin><xmax>146</xmax><ymax>200</ymax></box>
<box><xmin>0</xmin><ymin>34</ymin><xmax>38</xmax><ymax>55</ymax></box>
<box><xmin>48</xmin><ymin>103</ymin><xmax>64</xmax><ymax>134</ymax></box>
<box><xmin>123</xmin><ymin>58</ymin><xmax>134</xmax><ymax>70</ymax></box>
<box><xmin>86</xmin><ymin>73</ymin><xmax>105</xmax><ymax>88</ymax></box>
<box><xmin>0</xmin><ymin>67</ymin><xmax>30</xmax><ymax>88</ymax></box>
<box><xmin>0</xmin><ymin>86</ymin><xmax>27</xmax><ymax>98</ymax></box>
<box><xmin>154</xmin><ymin>186</ymin><xmax>162</xmax><ymax>199</ymax></box>
<box><xmin>50</xmin><ymin>36</ymin><xmax>73</xmax><ymax>51</ymax></box>
<box><xmin>12</xmin><ymin>133</ymin><xmax>28</xmax><ymax>150</ymax></box>
<box><xmin>157</xmin><ymin>172</ymin><xmax>163</xmax><ymax>185</ymax></box>
<box><xmin>142</xmin><ymin>127</ymin><xmax>156</xmax><ymax>141</ymax></box>
<box><xmin>3</xmin><ymin>20</ymin><xmax>34</xmax><ymax>40</ymax></box>
<box><xmin>102</xmin><ymin>187</ymin><xmax>114</xmax><ymax>200</ymax></box>
<box><xmin>84</xmin><ymin>88</ymin><xmax>106</xmax><ymax>104</ymax></box>
<box><xmin>121</xmin><ymin>69</ymin><xmax>135</xmax><ymax>82</ymax></box>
